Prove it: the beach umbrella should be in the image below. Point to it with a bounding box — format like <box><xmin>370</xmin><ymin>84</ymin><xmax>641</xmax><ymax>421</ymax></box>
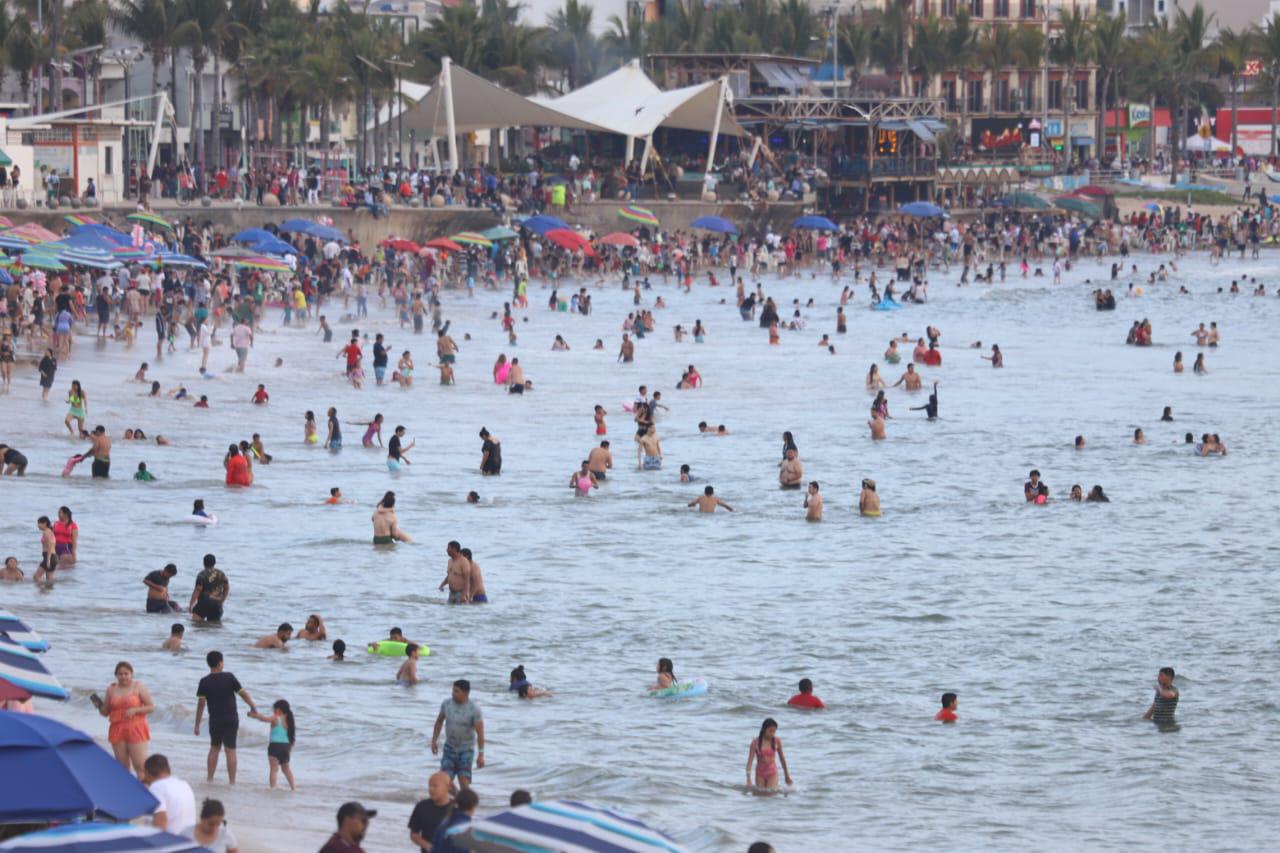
<box><xmin>453</xmin><ymin>232</ymin><xmax>493</xmax><ymax>248</ymax></box>
<box><xmin>60</xmin><ymin>231</ymin><xmax>126</xmax><ymax>253</ymax></box>
<box><xmin>109</xmin><ymin>246</ymin><xmax>147</xmax><ymax>262</ymax></box>
<box><xmin>310</xmin><ymin>225</ymin><xmax>346</xmax><ymax>243</ymax></box>
<box><xmin>70</xmin><ymin>224</ymin><xmax>130</xmax><ymax>246</ymax></box>
<box><xmin>481</xmin><ymin>226</ymin><xmax>519</xmax><ymax>241</ymax></box>
<box><xmin>42</xmin><ymin>245</ymin><xmax>122</xmax><ymax>271</ymax></box>
<box><xmin>0</xmin><ymin>712</ymin><xmax>159</xmax><ymax>824</ymax></box>
<box><xmin>599</xmin><ymin>232</ymin><xmax>639</xmax><ymax>248</ymax></box>
<box><xmin>0</xmin><ymin>681</ymin><xmax>30</xmax><ymax>703</ymax></box>
<box><xmin>1003</xmin><ymin>191</ymin><xmax>1050</xmax><ymax>210</ymax></box>
<box><xmin>897</xmin><ymin>201</ymin><xmax>946</xmax><ymax>218</ymax></box>
<box><xmin>155</xmin><ymin>252</ymin><xmax>208</xmax><ymax>270</ymax></box>
<box><xmin>0</xmin><ymin>268</ymin><xmax>12</xmax><ymax>285</ymax></box>
<box><xmin>379</xmin><ymin>237</ymin><xmax>421</xmax><ymax>253</ymax></box>
<box><xmin>231</xmin><ymin>228</ymin><xmax>277</xmax><ymax>244</ymax></box>
<box><xmin>208</xmin><ymin>245</ymin><xmax>258</xmax><ymax>260</ymax></box>
<box><xmin>0</xmin><ymin>216</ymin><xmax>11</xmax><ymax>228</ymax></box>
<box><xmin>277</xmin><ymin>218</ymin><xmax>316</xmax><ymax>233</ymax></box>
<box><xmin>1074</xmin><ymin>184</ymin><xmax>1112</xmax><ymax>198</ymax></box>
<box><xmin>247</xmin><ymin>237</ymin><xmax>297</xmax><ymax>256</ymax></box>
<box><xmin>62</xmin><ymin>214</ymin><xmax>96</xmax><ymax>227</ymax></box>
<box><xmin>233</xmin><ymin>256</ymin><xmax>291</xmax><ymax>273</ymax></box>
<box><xmin>544</xmin><ymin>228</ymin><xmax>594</xmax><ymax>255</ymax></box>
<box><xmin>124</xmin><ymin>212</ymin><xmax>172</xmax><ymax>231</ymax></box>
<box><xmin>792</xmin><ymin>214</ymin><xmax>838</xmax><ymax>231</ymax></box>
<box><xmin>0</xmin><ymin>612</ymin><xmax>47</xmax><ymax>652</ymax></box>
<box><xmin>0</xmin><ymin>233</ymin><xmax>32</xmax><ymax>252</ymax></box>
<box><xmin>689</xmin><ymin>215</ymin><xmax>738</xmax><ymax>234</ymax></box>
<box><xmin>17</xmin><ymin>254</ymin><xmax>67</xmax><ymax>272</ymax></box>
<box><xmin>619</xmin><ymin>204</ymin><xmax>659</xmax><ymax>227</ymax></box>
<box><xmin>517</xmin><ymin>214</ymin><xmax>569</xmax><ymax>235</ymax></box>
<box><xmin>451</xmin><ymin>799</ymin><xmax>685</xmax><ymax>853</ymax></box>
<box><xmin>1054</xmin><ymin>196</ymin><xmax>1102</xmax><ymax>218</ymax></box>
<box><xmin>0</xmin><ymin>821</ymin><xmax>207</xmax><ymax>852</ymax></box>
<box><xmin>423</xmin><ymin>238</ymin><xmax>461</xmax><ymax>253</ymax></box>
<box><xmin>1143</xmin><ymin>202</ymin><xmax>1163</xmax><ymax>213</ymax></box>
<box><xmin>7</xmin><ymin>223</ymin><xmax>61</xmax><ymax>243</ymax></box>
<box><xmin>0</xmin><ymin>638</ymin><xmax>66</xmax><ymax>700</ymax></box>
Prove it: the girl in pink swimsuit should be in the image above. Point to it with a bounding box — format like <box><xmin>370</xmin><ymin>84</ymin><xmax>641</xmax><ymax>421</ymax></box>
<box><xmin>745</xmin><ymin>717</ymin><xmax>792</xmax><ymax>790</ymax></box>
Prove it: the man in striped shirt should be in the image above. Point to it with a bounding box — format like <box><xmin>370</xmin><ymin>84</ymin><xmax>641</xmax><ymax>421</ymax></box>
<box><xmin>1143</xmin><ymin>667</ymin><xmax>1179</xmax><ymax>725</ymax></box>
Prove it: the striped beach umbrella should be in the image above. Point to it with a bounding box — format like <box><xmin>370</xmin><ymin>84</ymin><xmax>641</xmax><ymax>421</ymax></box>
<box><xmin>0</xmin><ymin>637</ymin><xmax>69</xmax><ymax>699</ymax></box>
<box><xmin>17</xmin><ymin>254</ymin><xmax>67</xmax><ymax>272</ymax></box>
<box><xmin>155</xmin><ymin>251</ymin><xmax>208</xmax><ymax>270</ymax></box>
<box><xmin>0</xmin><ymin>611</ymin><xmax>49</xmax><ymax>652</ymax></box>
<box><xmin>41</xmin><ymin>244</ymin><xmax>122</xmax><ymax>271</ymax></box>
<box><xmin>0</xmin><ymin>821</ymin><xmax>206</xmax><ymax>852</ymax></box>
<box><xmin>63</xmin><ymin>214</ymin><xmax>96</xmax><ymax>227</ymax></box>
<box><xmin>0</xmin><ymin>216</ymin><xmax>11</xmax><ymax>228</ymax></box>
<box><xmin>453</xmin><ymin>231</ymin><xmax>493</xmax><ymax>248</ymax></box>
<box><xmin>452</xmin><ymin>800</ymin><xmax>685</xmax><ymax>852</ymax></box>
<box><xmin>233</xmin><ymin>256</ymin><xmax>291</xmax><ymax>273</ymax></box>
<box><xmin>423</xmin><ymin>238</ymin><xmax>462</xmax><ymax>253</ymax></box>
<box><xmin>125</xmin><ymin>211</ymin><xmax>173</xmax><ymax>231</ymax></box>
<box><xmin>480</xmin><ymin>226</ymin><xmax>519</xmax><ymax>241</ymax></box>
<box><xmin>619</xmin><ymin>204</ymin><xmax>659</xmax><ymax>227</ymax></box>
<box><xmin>7</xmin><ymin>223</ymin><xmax>61</xmax><ymax>243</ymax></box>
<box><xmin>0</xmin><ymin>233</ymin><xmax>33</xmax><ymax>252</ymax></box>
<box><xmin>600</xmin><ymin>232</ymin><xmax>640</xmax><ymax>248</ymax></box>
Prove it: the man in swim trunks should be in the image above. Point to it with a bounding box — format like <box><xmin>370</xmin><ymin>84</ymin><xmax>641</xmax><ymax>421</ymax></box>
<box><xmin>84</xmin><ymin>426</ymin><xmax>112</xmax><ymax>478</ymax></box>
<box><xmin>439</xmin><ymin>541</ymin><xmax>472</xmax><ymax>603</ymax></box>
<box><xmin>0</xmin><ymin>445</ymin><xmax>28</xmax><ymax>476</ymax></box>
<box><xmin>804</xmin><ymin>482</ymin><xmax>823</xmax><ymax>521</ymax></box>
<box><xmin>431</xmin><ymin>680</ymin><xmax>484</xmax><ymax>791</ymax></box>
<box><xmin>778</xmin><ymin>449</ymin><xmax>803</xmax><ymax>489</ymax></box>
<box><xmin>617</xmin><ymin>334</ymin><xmax>634</xmax><ymax>363</ymax></box>
<box><xmin>144</xmin><ymin>564</ymin><xmax>180</xmax><ymax>613</ymax></box>
<box><xmin>372</xmin><ymin>493</ymin><xmax>411</xmax><ymax>544</ymax></box>
<box><xmin>372</xmin><ymin>333</ymin><xmax>389</xmax><ymax>385</ymax></box>
<box><xmin>892</xmin><ymin>363</ymin><xmax>923</xmax><ymax>391</ymax></box>
<box><xmin>587</xmin><ymin>441</ymin><xmax>612</xmax><ymax>480</ymax></box>
<box><xmin>189</xmin><ymin>554</ymin><xmax>229</xmax><ymax>623</ymax></box>
<box><xmin>461</xmin><ymin>548</ymin><xmax>488</xmax><ymax>603</ymax></box>
<box><xmin>437</xmin><ymin>328</ymin><xmax>458</xmax><ymax>364</ymax></box>
<box><xmin>254</xmin><ymin>623</ymin><xmax>293</xmax><ymax>649</ymax></box>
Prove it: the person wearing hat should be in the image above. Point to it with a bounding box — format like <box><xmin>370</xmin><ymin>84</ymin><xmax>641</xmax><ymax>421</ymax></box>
<box><xmin>859</xmin><ymin>479</ymin><xmax>881</xmax><ymax>517</ymax></box>
<box><xmin>319</xmin><ymin>801</ymin><xmax>376</xmax><ymax>853</ymax></box>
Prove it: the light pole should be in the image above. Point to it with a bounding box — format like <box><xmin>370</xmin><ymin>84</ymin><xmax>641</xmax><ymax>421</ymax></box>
<box><xmin>109</xmin><ymin>47</ymin><xmax>144</xmax><ymax>199</ymax></box>
<box><xmin>356</xmin><ymin>54</ymin><xmax>381</xmax><ymax>171</ymax></box>
<box><xmin>386</xmin><ymin>57</ymin><xmax>413</xmax><ymax>168</ymax></box>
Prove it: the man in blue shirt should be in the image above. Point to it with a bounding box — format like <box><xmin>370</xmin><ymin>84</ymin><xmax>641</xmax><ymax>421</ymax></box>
<box><xmin>430</xmin><ymin>788</ymin><xmax>477</xmax><ymax>853</ymax></box>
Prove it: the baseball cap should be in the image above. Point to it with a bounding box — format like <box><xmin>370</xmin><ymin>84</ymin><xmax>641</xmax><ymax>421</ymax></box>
<box><xmin>336</xmin><ymin>802</ymin><xmax>377</xmax><ymax>826</ymax></box>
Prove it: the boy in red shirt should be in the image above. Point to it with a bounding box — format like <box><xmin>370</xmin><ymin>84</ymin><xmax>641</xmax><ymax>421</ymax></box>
<box><xmin>786</xmin><ymin>678</ymin><xmax>826</xmax><ymax>709</ymax></box>
<box><xmin>935</xmin><ymin>692</ymin><xmax>958</xmax><ymax>723</ymax></box>
<box><xmin>250</xmin><ymin>384</ymin><xmax>269</xmax><ymax>404</ymax></box>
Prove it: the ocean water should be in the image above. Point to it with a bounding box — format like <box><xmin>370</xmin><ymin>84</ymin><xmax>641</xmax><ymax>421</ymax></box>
<box><xmin>2</xmin><ymin>253</ymin><xmax>1278</xmax><ymax>851</ymax></box>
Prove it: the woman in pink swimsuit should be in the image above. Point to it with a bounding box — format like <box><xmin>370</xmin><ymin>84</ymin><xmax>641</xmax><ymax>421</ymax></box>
<box><xmin>493</xmin><ymin>353</ymin><xmax>511</xmax><ymax>385</ymax></box>
<box><xmin>94</xmin><ymin>661</ymin><xmax>155</xmax><ymax>776</ymax></box>
<box><xmin>745</xmin><ymin>717</ymin><xmax>792</xmax><ymax>790</ymax></box>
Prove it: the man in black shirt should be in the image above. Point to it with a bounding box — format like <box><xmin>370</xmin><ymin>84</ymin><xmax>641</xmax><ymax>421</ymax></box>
<box><xmin>479</xmin><ymin>428</ymin><xmax>501</xmax><ymax>475</ymax></box>
<box><xmin>407</xmin><ymin>771</ymin><xmax>453</xmax><ymax>851</ymax></box>
<box><xmin>144</xmin><ymin>563</ymin><xmax>179</xmax><ymax>613</ymax></box>
<box><xmin>372</xmin><ymin>333</ymin><xmax>389</xmax><ymax>385</ymax></box>
<box><xmin>388</xmin><ymin>426</ymin><xmax>413</xmax><ymax>470</ymax></box>
<box><xmin>195</xmin><ymin>650</ymin><xmax>258</xmax><ymax>784</ymax></box>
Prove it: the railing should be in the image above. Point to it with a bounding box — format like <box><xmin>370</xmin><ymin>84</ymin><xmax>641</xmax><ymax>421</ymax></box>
<box><xmin>831</xmin><ymin>157</ymin><xmax>938</xmax><ymax>180</ymax></box>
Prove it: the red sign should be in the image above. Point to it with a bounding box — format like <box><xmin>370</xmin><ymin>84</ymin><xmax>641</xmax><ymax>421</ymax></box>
<box><xmin>1244</xmin><ymin>59</ymin><xmax>1262</xmax><ymax>77</ymax></box>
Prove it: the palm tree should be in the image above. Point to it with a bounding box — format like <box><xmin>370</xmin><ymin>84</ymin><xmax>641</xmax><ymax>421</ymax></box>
<box><xmin>871</xmin><ymin>6</ymin><xmax>909</xmax><ymax>91</ymax></box>
<box><xmin>838</xmin><ymin>15</ymin><xmax>872</xmax><ymax>92</ymax></box>
<box><xmin>775</xmin><ymin>0</ymin><xmax>817</xmax><ymax>58</ymax></box>
<box><xmin>978</xmin><ymin>23</ymin><xmax>1018</xmax><ymax>116</ymax></box>
<box><xmin>65</xmin><ymin>0</ymin><xmax>107</xmax><ymax>110</ymax></box>
<box><xmin>1211</xmin><ymin>27</ymin><xmax>1257</xmax><ymax>157</ymax></box>
<box><xmin>176</xmin><ymin>0</ymin><xmax>230</xmax><ymax>171</ymax></box>
<box><xmin>1170</xmin><ymin>3</ymin><xmax>1215</xmax><ymax>183</ymax></box>
<box><xmin>1049</xmin><ymin>6</ymin><xmax>1091</xmax><ymax>164</ymax></box>
<box><xmin>1091</xmin><ymin>12</ymin><xmax>1126</xmax><ymax>161</ymax></box>
<box><xmin>602</xmin><ymin>11</ymin><xmax>645</xmax><ymax>63</ymax></box>
<box><xmin>547</xmin><ymin>0</ymin><xmax>596</xmax><ymax>90</ymax></box>
<box><xmin>911</xmin><ymin>15</ymin><xmax>950</xmax><ymax>100</ymax></box>
<box><xmin>6</xmin><ymin>15</ymin><xmax>36</xmax><ymax>107</ymax></box>
<box><xmin>947</xmin><ymin>10</ymin><xmax>977</xmax><ymax>147</ymax></box>
<box><xmin>1263</xmin><ymin>13</ymin><xmax>1280</xmax><ymax>156</ymax></box>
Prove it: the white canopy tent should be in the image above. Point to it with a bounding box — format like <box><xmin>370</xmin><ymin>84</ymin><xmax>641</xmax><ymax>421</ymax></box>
<box><xmin>391</xmin><ymin>58</ymin><xmax>749</xmax><ymax>174</ymax></box>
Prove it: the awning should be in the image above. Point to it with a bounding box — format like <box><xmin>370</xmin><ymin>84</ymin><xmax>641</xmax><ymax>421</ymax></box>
<box><xmin>756</xmin><ymin>62</ymin><xmax>794</xmax><ymax>89</ymax></box>
<box><xmin>880</xmin><ymin>120</ymin><xmax>910</xmax><ymax>131</ymax></box>
<box><xmin>922</xmin><ymin>119</ymin><xmax>950</xmax><ymax>132</ymax></box>
<box><xmin>907</xmin><ymin>119</ymin><xmax>936</xmax><ymax>144</ymax></box>
<box><xmin>1071</xmin><ymin>136</ymin><xmax>1094</xmax><ymax>145</ymax></box>
<box><xmin>0</xmin><ymin>149</ymin><xmax>11</xmax><ymax>167</ymax></box>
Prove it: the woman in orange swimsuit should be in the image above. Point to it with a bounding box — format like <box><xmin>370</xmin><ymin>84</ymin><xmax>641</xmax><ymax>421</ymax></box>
<box><xmin>95</xmin><ymin>661</ymin><xmax>154</xmax><ymax>776</ymax></box>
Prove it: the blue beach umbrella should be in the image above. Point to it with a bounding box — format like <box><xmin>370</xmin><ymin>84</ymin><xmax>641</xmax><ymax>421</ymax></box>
<box><xmin>277</xmin><ymin>218</ymin><xmax>316</xmax><ymax>234</ymax></box>
<box><xmin>155</xmin><ymin>252</ymin><xmax>209</xmax><ymax>270</ymax></box>
<box><xmin>0</xmin><ymin>267</ymin><xmax>11</xmax><ymax>285</ymax></box>
<box><xmin>0</xmin><ymin>611</ymin><xmax>49</xmax><ymax>652</ymax></box>
<box><xmin>690</xmin><ymin>215</ymin><xmax>738</xmax><ymax>234</ymax></box>
<box><xmin>248</xmin><ymin>236</ymin><xmax>298</xmax><ymax>256</ymax></box>
<box><xmin>452</xmin><ymin>799</ymin><xmax>685</xmax><ymax>852</ymax></box>
<box><xmin>898</xmin><ymin>201</ymin><xmax>946</xmax><ymax>218</ymax></box>
<box><xmin>69</xmin><ymin>224</ymin><xmax>130</xmax><ymax>247</ymax></box>
<box><xmin>0</xmin><ymin>822</ymin><xmax>207</xmax><ymax>852</ymax></box>
<box><xmin>0</xmin><ymin>711</ymin><xmax>160</xmax><ymax>824</ymax></box>
<box><xmin>517</xmin><ymin>214</ymin><xmax>570</xmax><ymax>235</ymax></box>
<box><xmin>230</xmin><ymin>227</ymin><xmax>277</xmax><ymax>244</ymax></box>
<box><xmin>0</xmin><ymin>638</ymin><xmax>67</xmax><ymax>699</ymax></box>
<box><xmin>792</xmin><ymin>214</ymin><xmax>838</xmax><ymax>231</ymax></box>
<box><xmin>309</xmin><ymin>224</ymin><xmax>347</xmax><ymax>243</ymax></box>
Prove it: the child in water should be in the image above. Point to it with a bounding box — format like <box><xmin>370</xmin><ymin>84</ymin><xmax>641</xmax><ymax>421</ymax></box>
<box><xmin>396</xmin><ymin>643</ymin><xmax>421</xmax><ymax>685</ymax></box>
<box><xmin>745</xmin><ymin>718</ymin><xmax>792</xmax><ymax>789</ymax></box>
<box><xmin>248</xmin><ymin>699</ymin><xmax>297</xmax><ymax>790</ymax></box>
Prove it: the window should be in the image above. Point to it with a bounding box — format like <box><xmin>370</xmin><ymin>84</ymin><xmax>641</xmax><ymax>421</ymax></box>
<box><xmin>994</xmin><ymin>79</ymin><xmax>1011</xmax><ymax>111</ymax></box>
<box><xmin>942</xmin><ymin>0</ymin><xmax>958</xmax><ymax>15</ymax></box>
<box><xmin>994</xmin><ymin>0</ymin><xmax>1009</xmax><ymax>16</ymax></box>
<box><xmin>104</xmin><ymin>146</ymin><xmax>114</xmax><ymax>175</ymax></box>
<box><xmin>967</xmin><ymin>79</ymin><xmax>984</xmax><ymax>112</ymax></box>
<box><xmin>1020</xmin><ymin>0</ymin><xmax>1036</xmax><ymax>18</ymax></box>
<box><xmin>1074</xmin><ymin>78</ymin><xmax>1089</xmax><ymax>110</ymax></box>
<box><xmin>969</xmin><ymin>0</ymin><xmax>983</xmax><ymax>17</ymax></box>
<box><xmin>943</xmin><ymin>80</ymin><xmax>959</xmax><ymax>112</ymax></box>
<box><xmin>1048</xmin><ymin>79</ymin><xmax>1062</xmax><ymax>111</ymax></box>
<box><xmin>1019</xmin><ymin>79</ymin><xmax>1036</xmax><ymax>111</ymax></box>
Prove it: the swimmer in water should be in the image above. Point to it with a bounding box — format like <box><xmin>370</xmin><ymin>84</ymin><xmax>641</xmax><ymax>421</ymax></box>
<box><xmin>859</xmin><ymin>479</ymin><xmax>880</xmax><ymax>517</ymax></box>
<box><xmin>254</xmin><ymin>623</ymin><xmax>293</xmax><ymax>649</ymax></box>
<box><xmin>162</xmin><ymin>623</ymin><xmax>184</xmax><ymax>651</ymax></box>
<box><xmin>371</xmin><ymin>491</ymin><xmax>412</xmax><ymax>545</ymax></box>
<box><xmin>358</xmin><ymin>414</ymin><xmax>384</xmax><ymax>448</ymax></box>
<box><xmin>679</xmin><ymin>464</ymin><xmax>695</xmax><ymax>483</ymax></box>
<box><xmin>325</xmin><ymin>487</ymin><xmax>343</xmax><ymax>505</ymax></box>
<box><xmin>396</xmin><ymin>644</ymin><xmax>421</xmax><ymax>685</ymax></box>
<box><xmin>466</xmin><ymin>491</ymin><xmax>480</xmax><ymax>504</ymax></box>
<box><xmin>688</xmin><ymin>485</ymin><xmax>734</xmax><ymax>513</ymax></box>
<box><xmin>1134</xmin><ymin>428</ymin><xmax>1146</xmax><ymax>445</ymax></box>
<box><xmin>295</xmin><ymin>614</ymin><xmax>327</xmax><ymax>641</ymax></box>
<box><xmin>868</xmin><ymin>415</ymin><xmax>886</xmax><ymax>440</ymax></box>
<box><xmin>1</xmin><ymin>556</ymin><xmax>23</xmax><ymax>582</ymax></box>
<box><xmin>1069</xmin><ymin>484</ymin><xmax>1083</xmax><ymax>501</ymax></box>
<box><xmin>328</xmin><ymin>640</ymin><xmax>346</xmax><ymax>661</ymax></box>
<box><xmin>570</xmin><ymin>461</ymin><xmax>599</xmax><ymax>497</ymax></box>
<box><xmin>650</xmin><ymin>658</ymin><xmax>677</xmax><ymax>691</ymax></box>
<box><xmin>909</xmin><ymin>382</ymin><xmax>939</xmax><ymax>420</ymax></box>
<box><xmin>509</xmin><ymin>665</ymin><xmax>552</xmax><ymax>699</ymax></box>
<box><xmin>1024</xmin><ymin>469</ymin><xmax>1045</xmax><ymax>502</ymax></box>
<box><xmin>804</xmin><ymin>482</ymin><xmax>823</xmax><ymax>521</ymax></box>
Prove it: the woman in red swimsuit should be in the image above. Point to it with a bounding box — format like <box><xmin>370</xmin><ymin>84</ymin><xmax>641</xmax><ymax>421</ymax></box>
<box><xmin>94</xmin><ymin>661</ymin><xmax>154</xmax><ymax>776</ymax></box>
<box><xmin>224</xmin><ymin>444</ymin><xmax>253</xmax><ymax>487</ymax></box>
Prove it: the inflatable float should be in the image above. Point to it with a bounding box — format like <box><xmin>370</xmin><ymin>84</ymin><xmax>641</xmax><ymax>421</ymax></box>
<box><xmin>651</xmin><ymin>677</ymin><xmax>709</xmax><ymax>699</ymax></box>
<box><xmin>367</xmin><ymin>640</ymin><xmax>430</xmax><ymax>657</ymax></box>
<box><xmin>186</xmin><ymin>514</ymin><xmax>218</xmax><ymax>525</ymax></box>
<box><xmin>871</xmin><ymin>299</ymin><xmax>902</xmax><ymax>311</ymax></box>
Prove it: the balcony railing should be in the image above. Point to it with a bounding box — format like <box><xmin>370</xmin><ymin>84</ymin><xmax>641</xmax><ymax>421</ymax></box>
<box><xmin>831</xmin><ymin>157</ymin><xmax>939</xmax><ymax>181</ymax></box>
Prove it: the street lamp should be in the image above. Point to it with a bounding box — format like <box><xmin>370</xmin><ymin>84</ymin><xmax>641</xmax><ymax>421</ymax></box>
<box><xmin>386</xmin><ymin>57</ymin><xmax>413</xmax><ymax>169</ymax></box>
<box><xmin>108</xmin><ymin>47</ymin><xmax>145</xmax><ymax>199</ymax></box>
<box><xmin>356</xmin><ymin>54</ymin><xmax>381</xmax><ymax>170</ymax></box>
